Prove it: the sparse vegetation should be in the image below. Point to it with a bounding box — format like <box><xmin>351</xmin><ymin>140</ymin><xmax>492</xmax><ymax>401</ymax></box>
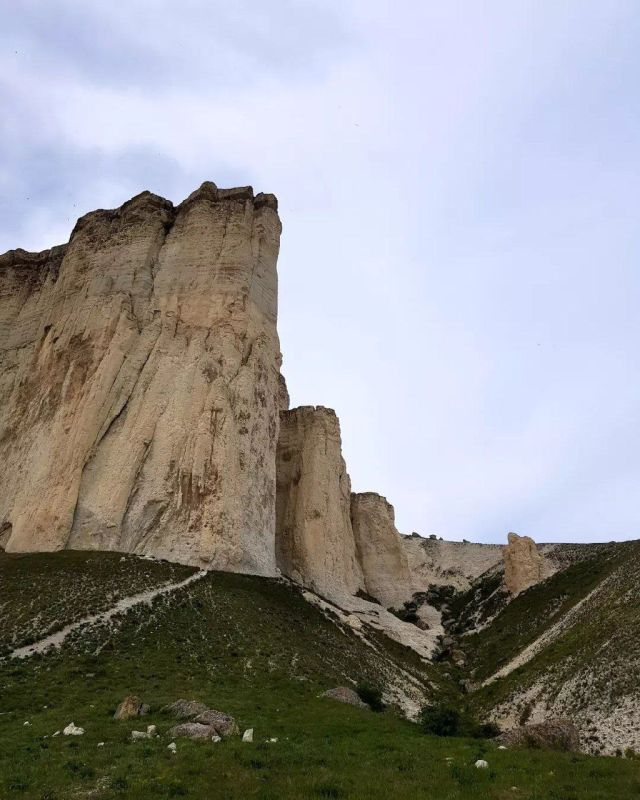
<box><xmin>0</xmin><ymin>551</ymin><xmax>638</xmax><ymax>798</ymax></box>
<box><xmin>420</xmin><ymin>702</ymin><xmax>500</xmax><ymax>740</ymax></box>
<box><xmin>355</xmin><ymin>682</ymin><xmax>385</xmax><ymax>712</ymax></box>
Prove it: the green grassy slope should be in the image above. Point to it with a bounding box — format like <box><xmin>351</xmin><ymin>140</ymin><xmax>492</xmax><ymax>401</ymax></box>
<box><xmin>1</xmin><ymin>552</ymin><xmax>639</xmax><ymax>798</ymax></box>
<box><xmin>460</xmin><ymin>541</ymin><xmax>640</xmax><ymax>755</ymax></box>
<box><xmin>0</xmin><ymin>552</ymin><xmax>193</xmax><ymax>656</ymax></box>
<box><xmin>460</xmin><ymin>542</ymin><xmax>629</xmax><ymax>682</ymax></box>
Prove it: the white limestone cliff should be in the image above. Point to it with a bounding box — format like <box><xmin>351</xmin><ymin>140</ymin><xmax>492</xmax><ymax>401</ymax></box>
<box><xmin>350</xmin><ymin>492</ymin><xmax>412</xmax><ymax>609</ymax></box>
<box><xmin>275</xmin><ymin>406</ymin><xmax>364</xmax><ymax>598</ymax></box>
<box><xmin>0</xmin><ymin>183</ymin><xmax>282</xmax><ymax>574</ymax></box>
<box><xmin>402</xmin><ymin>535</ymin><xmax>504</xmax><ymax>592</ymax></box>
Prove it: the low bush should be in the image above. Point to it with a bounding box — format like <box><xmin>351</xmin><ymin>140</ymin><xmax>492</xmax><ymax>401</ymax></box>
<box><xmin>420</xmin><ymin>703</ymin><xmax>500</xmax><ymax>739</ymax></box>
<box><xmin>356</xmin><ymin>681</ymin><xmax>385</xmax><ymax>712</ymax></box>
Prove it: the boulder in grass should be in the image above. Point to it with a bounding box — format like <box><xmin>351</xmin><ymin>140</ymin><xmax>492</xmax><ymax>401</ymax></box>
<box><xmin>167</xmin><ymin>722</ymin><xmax>215</xmax><ymax>740</ymax></box>
<box><xmin>114</xmin><ymin>695</ymin><xmax>149</xmax><ymax>720</ymax></box>
<box><xmin>321</xmin><ymin>687</ymin><xmax>367</xmax><ymax>708</ymax></box>
<box><xmin>193</xmin><ymin>709</ymin><xmax>239</xmax><ymax>737</ymax></box>
<box><xmin>499</xmin><ymin>719</ymin><xmax>579</xmax><ymax>752</ymax></box>
<box><xmin>161</xmin><ymin>700</ymin><xmax>209</xmax><ymax>719</ymax></box>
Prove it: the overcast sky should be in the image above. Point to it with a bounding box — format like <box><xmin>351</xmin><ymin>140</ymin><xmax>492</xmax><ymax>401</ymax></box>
<box><xmin>2</xmin><ymin>1</ymin><xmax>639</xmax><ymax>543</ymax></box>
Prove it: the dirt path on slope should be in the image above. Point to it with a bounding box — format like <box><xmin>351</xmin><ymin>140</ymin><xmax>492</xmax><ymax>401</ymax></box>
<box><xmin>8</xmin><ymin>569</ymin><xmax>208</xmax><ymax>660</ymax></box>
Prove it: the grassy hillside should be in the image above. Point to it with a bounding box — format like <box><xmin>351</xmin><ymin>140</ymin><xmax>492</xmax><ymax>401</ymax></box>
<box><xmin>1</xmin><ymin>552</ymin><xmax>639</xmax><ymax>798</ymax></box>
<box><xmin>459</xmin><ymin>541</ymin><xmax>640</xmax><ymax>755</ymax></box>
<box><xmin>0</xmin><ymin>552</ymin><xmax>193</xmax><ymax>657</ymax></box>
<box><xmin>459</xmin><ymin>542</ymin><xmax>627</xmax><ymax>681</ymax></box>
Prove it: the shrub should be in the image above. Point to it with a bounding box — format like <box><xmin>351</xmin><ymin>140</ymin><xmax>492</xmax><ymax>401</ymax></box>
<box><xmin>420</xmin><ymin>703</ymin><xmax>500</xmax><ymax>738</ymax></box>
<box><xmin>356</xmin><ymin>681</ymin><xmax>385</xmax><ymax>712</ymax></box>
<box><xmin>389</xmin><ymin>601</ymin><xmax>420</xmax><ymax>625</ymax></box>
<box><xmin>421</xmin><ymin>703</ymin><xmax>461</xmax><ymax>736</ymax></box>
<box><xmin>475</xmin><ymin>721</ymin><xmax>501</xmax><ymax>738</ymax></box>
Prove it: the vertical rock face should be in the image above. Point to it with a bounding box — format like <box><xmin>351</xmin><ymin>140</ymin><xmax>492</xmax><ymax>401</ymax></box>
<box><xmin>0</xmin><ymin>183</ymin><xmax>282</xmax><ymax>574</ymax></box>
<box><xmin>275</xmin><ymin>406</ymin><xmax>364</xmax><ymax>598</ymax></box>
<box><xmin>350</xmin><ymin>492</ymin><xmax>412</xmax><ymax>609</ymax></box>
<box><xmin>503</xmin><ymin>532</ymin><xmax>545</xmax><ymax>595</ymax></box>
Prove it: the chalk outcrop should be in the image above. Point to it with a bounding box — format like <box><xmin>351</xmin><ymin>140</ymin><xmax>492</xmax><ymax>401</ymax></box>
<box><xmin>0</xmin><ymin>183</ymin><xmax>282</xmax><ymax>574</ymax></box>
<box><xmin>499</xmin><ymin>719</ymin><xmax>580</xmax><ymax>752</ymax></box>
<box><xmin>350</xmin><ymin>492</ymin><xmax>412</xmax><ymax>609</ymax></box>
<box><xmin>503</xmin><ymin>532</ymin><xmax>545</xmax><ymax>595</ymax></box>
<box><xmin>0</xmin><ymin>180</ymin><xmax>555</xmax><ymax>617</ymax></box>
<box><xmin>402</xmin><ymin>536</ymin><xmax>503</xmax><ymax>592</ymax></box>
<box><xmin>275</xmin><ymin>406</ymin><xmax>364</xmax><ymax>598</ymax></box>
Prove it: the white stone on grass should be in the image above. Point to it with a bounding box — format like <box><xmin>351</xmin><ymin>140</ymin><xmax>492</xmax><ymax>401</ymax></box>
<box><xmin>242</xmin><ymin>728</ymin><xmax>254</xmax><ymax>743</ymax></box>
<box><xmin>63</xmin><ymin>723</ymin><xmax>85</xmax><ymax>736</ymax></box>
<box><xmin>167</xmin><ymin>742</ymin><xmax>177</xmax><ymax>753</ymax></box>
<box><xmin>475</xmin><ymin>759</ymin><xmax>489</xmax><ymax>769</ymax></box>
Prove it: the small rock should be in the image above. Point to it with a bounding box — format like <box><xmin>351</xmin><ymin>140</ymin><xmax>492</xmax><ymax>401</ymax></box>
<box><xmin>498</xmin><ymin>745</ymin><xmax>507</xmax><ymax>750</ymax></box>
<box><xmin>321</xmin><ymin>687</ymin><xmax>367</xmax><ymax>708</ymax></box>
<box><xmin>193</xmin><ymin>709</ymin><xmax>239</xmax><ymax>737</ymax></box>
<box><xmin>23</xmin><ymin>721</ymin><xmax>31</xmax><ymax>726</ymax></box>
<box><xmin>146</xmin><ymin>725</ymin><xmax>157</xmax><ymax>736</ymax></box>
<box><xmin>162</xmin><ymin>699</ymin><xmax>209</xmax><ymax>719</ymax></box>
<box><xmin>131</xmin><ymin>730</ymin><xmax>150</xmax><ymax>740</ymax></box>
<box><xmin>63</xmin><ymin>722</ymin><xmax>85</xmax><ymax>736</ymax></box>
<box><xmin>212</xmin><ymin>735</ymin><xmax>221</xmax><ymax>743</ymax></box>
<box><xmin>52</xmin><ymin>730</ymin><xmax>60</xmax><ymax>737</ymax></box>
<box><xmin>242</xmin><ymin>728</ymin><xmax>254</xmax><ymax>743</ymax></box>
<box><xmin>167</xmin><ymin>722</ymin><xmax>214</xmax><ymax>740</ymax></box>
<box><xmin>269</xmin><ymin>737</ymin><xmax>278</xmax><ymax>743</ymax></box>
<box><xmin>114</xmin><ymin>695</ymin><xmax>148</xmax><ymax>721</ymax></box>
<box><xmin>475</xmin><ymin>759</ymin><xmax>489</xmax><ymax>769</ymax></box>
<box><xmin>167</xmin><ymin>742</ymin><xmax>177</xmax><ymax>753</ymax></box>
<box><xmin>97</xmin><ymin>742</ymin><xmax>105</xmax><ymax>747</ymax></box>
